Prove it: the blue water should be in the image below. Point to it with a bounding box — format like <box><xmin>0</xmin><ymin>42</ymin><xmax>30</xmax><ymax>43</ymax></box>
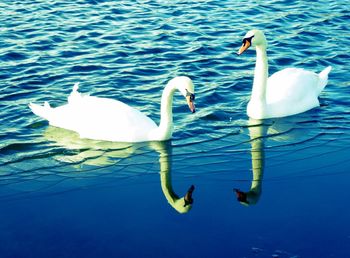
<box><xmin>1</xmin><ymin>0</ymin><xmax>350</xmax><ymax>257</ymax></box>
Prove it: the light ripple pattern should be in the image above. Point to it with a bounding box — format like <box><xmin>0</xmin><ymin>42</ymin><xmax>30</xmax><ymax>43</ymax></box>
<box><xmin>0</xmin><ymin>0</ymin><xmax>350</xmax><ymax>197</ymax></box>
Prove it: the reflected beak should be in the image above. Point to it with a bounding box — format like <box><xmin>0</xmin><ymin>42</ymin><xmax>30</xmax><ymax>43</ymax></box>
<box><xmin>186</xmin><ymin>94</ymin><xmax>196</xmax><ymax>113</ymax></box>
<box><xmin>237</xmin><ymin>40</ymin><xmax>251</xmax><ymax>55</ymax></box>
<box><xmin>234</xmin><ymin>188</ymin><xmax>248</xmax><ymax>203</ymax></box>
<box><xmin>184</xmin><ymin>185</ymin><xmax>195</xmax><ymax>207</ymax></box>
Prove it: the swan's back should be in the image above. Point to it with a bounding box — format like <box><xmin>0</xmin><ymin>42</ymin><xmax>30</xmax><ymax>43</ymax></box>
<box><xmin>261</xmin><ymin>66</ymin><xmax>331</xmax><ymax>118</ymax></box>
<box><xmin>67</xmin><ymin>96</ymin><xmax>157</xmax><ymax>142</ymax></box>
<box><xmin>31</xmin><ymin>94</ymin><xmax>157</xmax><ymax>142</ymax></box>
<box><xmin>267</xmin><ymin>68</ymin><xmax>319</xmax><ymax>103</ymax></box>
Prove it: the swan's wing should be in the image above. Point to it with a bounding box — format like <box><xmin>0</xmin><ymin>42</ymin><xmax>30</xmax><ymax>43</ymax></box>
<box><xmin>47</xmin><ymin>95</ymin><xmax>157</xmax><ymax>142</ymax></box>
<box><xmin>266</xmin><ymin>68</ymin><xmax>320</xmax><ymax>104</ymax></box>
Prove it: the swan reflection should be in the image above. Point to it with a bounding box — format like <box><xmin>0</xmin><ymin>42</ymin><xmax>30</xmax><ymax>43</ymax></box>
<box><xmin>234</xmin><ymin>119</ymin><xmax>267</xmax><ymax>206</ymax></box>
<box><xmin>234</xmin><ymin>116</ymin><xmax>319</xmax><ymax>205</ymax></box>
<box><xmin>44</xmin><ymin>127</ymin><xmax>194</xmax><ymax>213</ymax></box>
<box><xmin>152</xmin><ymin>141</ymin><xmax>195</xmax><ymax>213</ymax></box>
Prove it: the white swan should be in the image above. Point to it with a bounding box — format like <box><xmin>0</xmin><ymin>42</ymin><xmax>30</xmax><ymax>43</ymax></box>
<box><xmin>237</xmin><ymin>29</ymin><xmax>332</xmax><ymax>119</ymax></box>
<box><xmin>29</xmin><ymin>76</ymin><xmax>195</xmax><ymax>142</ymax></box>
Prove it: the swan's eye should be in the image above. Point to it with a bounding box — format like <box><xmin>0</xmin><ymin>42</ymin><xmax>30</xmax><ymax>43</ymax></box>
<box><xmin>190</xmin><ymin>94</ymin><xmax>195</xmax><ymax>101</ymax></box>
<box><xmin>186</xmin><ymin>90</ymin><xmax>195</xmax><ymax>102</ymax></box>
<box><xmin>242</xmin><ymin>35</ymin><xmax>254</xmax><ymax>46</ymax></box>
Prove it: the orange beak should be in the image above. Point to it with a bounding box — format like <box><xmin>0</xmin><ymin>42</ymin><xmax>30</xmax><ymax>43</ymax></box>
<box><xmin>237</xmin><ymin>40</ymin><xmax>251</xmax><ymax>55</ymax></box>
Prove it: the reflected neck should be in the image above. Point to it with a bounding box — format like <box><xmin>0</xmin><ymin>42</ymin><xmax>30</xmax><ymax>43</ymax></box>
<box><xmin>159</xmin><ymin>148</ymin><xmax>191</xmax><ymax>214</ymax></box>
<box><xmin>160</xmin><ymin>151</ymin><xmax>177</xmax><ymax>202</ymax></box>
<box><xmin>251</xmin><ymin>137</ymin><xmax>264</xmax><ymax>190</ymax></box>
<box><xmin>244</xmin><ymin>123</ymin><xmax>265</xmax><ymax>205</ymax></box>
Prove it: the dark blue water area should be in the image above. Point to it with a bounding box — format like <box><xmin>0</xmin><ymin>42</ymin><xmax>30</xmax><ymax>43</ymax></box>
<box><xmin>1</xmin><ymin>0</ymin><xmax>350</xmax><ymax>257</ymax></box>
<box><xmin>1</xmin><ymin>151</ymin><xmax>350</xmax><ymax>258</ymax></box>
<box><xmin>1</xmin><ymin>132</ymin><xmax>350</xmax><ymax>258</ymax></box>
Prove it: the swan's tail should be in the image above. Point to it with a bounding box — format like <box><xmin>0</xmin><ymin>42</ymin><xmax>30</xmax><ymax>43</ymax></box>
<box><xmin>29</xmin><ymin>101</ymin><xmax>52</xmax><ymax>121</ymax></box>
<box><xmin>318</xmin><ymin>66</ymin><xmax>332</xmax><ymax>94</ymax></box>
<box><xmin>68</xmin><ymin>82</ymin><xmax>81</xmax><ymax>104</ymax></box>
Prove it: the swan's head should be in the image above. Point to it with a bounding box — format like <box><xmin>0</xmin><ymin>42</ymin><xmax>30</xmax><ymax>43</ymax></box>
<box><xmin>172</xmin><ymin>185</ymin><xmax>195</xmax><ymax>213</ymax></box>
<box><xmin>234</xmin><ymin>188</ymin><xmax>261</xmax><ymax>206</ymax></box>
<box><xmin>237</xmin><ymin>29</ymin><xmax>267</xmax><ymax>55</ymax></box>
<box><xmin>168</xmin><ymin>76</ymin><xmax>196</xmax><ymax>113</ymax></box>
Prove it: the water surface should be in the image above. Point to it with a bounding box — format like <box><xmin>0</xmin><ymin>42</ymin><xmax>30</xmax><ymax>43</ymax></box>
<box><xmin>1</xmin><ymin>0</ymin><xmax>350</xmax><ymax>257</ymax></box>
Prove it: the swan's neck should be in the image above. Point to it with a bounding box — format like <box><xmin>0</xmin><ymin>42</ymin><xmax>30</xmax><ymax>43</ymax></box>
<box><xmin>156</xmin><ymin>83</ymin><xmax>176</xmax><ymax>140</ymax></box>
<box><xmin>251</xmin><ymin>45</ymin><xmax>268</xmax><ymax>102</ymax></box>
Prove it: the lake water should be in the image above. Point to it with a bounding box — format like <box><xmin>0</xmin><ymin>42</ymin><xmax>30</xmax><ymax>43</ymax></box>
<box><xmin>1</xmin><ymin>0</ymin><xmax>350</xmax><ymax>257</ymax></box>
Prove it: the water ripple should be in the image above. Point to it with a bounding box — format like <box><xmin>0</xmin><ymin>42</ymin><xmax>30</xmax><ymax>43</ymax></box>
<box><xmin>0</xmin><ymin>0</ymin><xmax>349</xmax><ymax>195</ymax></box>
